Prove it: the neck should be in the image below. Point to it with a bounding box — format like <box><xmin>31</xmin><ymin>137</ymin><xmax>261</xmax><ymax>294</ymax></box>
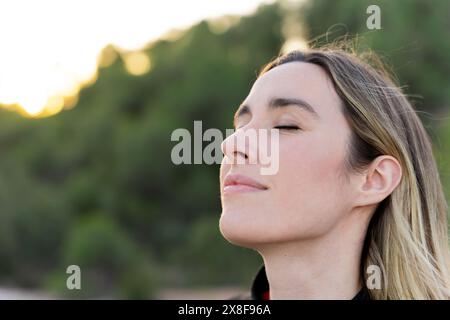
<box><xmin>256</xmin><ymin>212</ymin><xmax>369</xmax><ymax>300</ymax></box>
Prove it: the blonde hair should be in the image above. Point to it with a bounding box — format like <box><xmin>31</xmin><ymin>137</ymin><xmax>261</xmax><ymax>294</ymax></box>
<box><xmin>259</xmin><ymin>45</ymin><xmax>450</xmax><ymax>299</ymax></box>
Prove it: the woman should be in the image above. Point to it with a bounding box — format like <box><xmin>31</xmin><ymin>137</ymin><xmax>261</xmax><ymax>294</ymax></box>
<box><xmin>219</xmin><ymin>46</ymin><xmax>450</xmax><ymax>300</ymax></box>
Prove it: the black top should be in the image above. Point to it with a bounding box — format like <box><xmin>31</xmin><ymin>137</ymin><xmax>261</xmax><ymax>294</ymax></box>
<box><xmin>249</xmin><ymin>265</ymin><xmax>371</xmax><ymax>300</ymax></box>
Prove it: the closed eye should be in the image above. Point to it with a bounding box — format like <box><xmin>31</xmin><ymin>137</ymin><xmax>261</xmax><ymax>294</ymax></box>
<box><xmin>274</xmin><ymin>125</ymin><xmax>300</xmax><ymax>130</ymax></box>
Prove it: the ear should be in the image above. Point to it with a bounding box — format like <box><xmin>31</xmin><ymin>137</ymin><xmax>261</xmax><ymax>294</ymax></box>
<box><xmin>353</xmin><ymin>155</ymin><xmax>402</xmax><ymax>207</ymax></box>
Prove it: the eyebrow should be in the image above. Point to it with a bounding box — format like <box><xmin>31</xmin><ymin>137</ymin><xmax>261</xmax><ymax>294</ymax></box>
<box><xmin>233</xmin><ymin>97</ymin><xmax>320</xmax><ymax>127</ymax></box>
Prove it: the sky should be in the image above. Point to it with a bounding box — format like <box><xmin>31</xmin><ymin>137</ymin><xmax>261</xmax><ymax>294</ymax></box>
<box><xmin>0</xmin><ymin>0</ymin><xmax>277</xmax><ymax>117</ymax></box>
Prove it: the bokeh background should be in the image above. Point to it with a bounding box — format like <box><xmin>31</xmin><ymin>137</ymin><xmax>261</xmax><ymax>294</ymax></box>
<box><xmin>0</xmin><ymin>0</ymin><xmax>449</xmax><ymax>299</ymax></box>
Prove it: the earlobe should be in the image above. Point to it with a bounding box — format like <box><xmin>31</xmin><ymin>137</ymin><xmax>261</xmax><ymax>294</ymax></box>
<box><xmin>357</xmin><ymin>155</ymin><xmax>402</xmax><ymax>206</ymax></box>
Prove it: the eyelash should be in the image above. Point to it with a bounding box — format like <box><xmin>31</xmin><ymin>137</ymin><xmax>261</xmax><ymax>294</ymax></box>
<box><xmin>274</xmin><ymin>125</ymin><xmax>300</xmax><ymax>131</ymax></box>
<box><xmin>234</xmin><ymin>125</ymin><xmax>301</xmax><ymax>131</ymax></box>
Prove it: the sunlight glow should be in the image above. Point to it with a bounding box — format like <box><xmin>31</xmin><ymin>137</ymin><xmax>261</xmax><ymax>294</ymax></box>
<box><xmin>123</xmin><ymin>52</ymin><xmax>152</xmax><ymax>76</ymax></box>
<box><xmin>281</xmin><ymin>37</ymin><xmax>309</xmax><ymax>54</ymax></box>
<box><xmin>0</xmin><ymin>0</ymin><xmax>275</xmax><ymax>117</ymax></box>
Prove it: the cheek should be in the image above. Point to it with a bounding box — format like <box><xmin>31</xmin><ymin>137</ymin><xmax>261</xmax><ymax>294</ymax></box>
<box><xmin>273</xmin><ymin>135</ymin><xmax>349</xmax><ymax>234</ymax></box>
<box><xmin>279</xmin><ymin>134</ymin><xmax>345</xmax><ymax>188</ymax></box>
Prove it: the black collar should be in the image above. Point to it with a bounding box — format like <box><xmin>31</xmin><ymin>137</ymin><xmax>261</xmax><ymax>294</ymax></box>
<box><xmin>250</xmin><ymin>265</ymin><xmax>371</xmax><ymax>300</ymax></box>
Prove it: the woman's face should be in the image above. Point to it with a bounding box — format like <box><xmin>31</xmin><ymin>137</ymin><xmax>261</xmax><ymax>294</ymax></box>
<box><xmin>219</xmin><ymin>61</ymin><xmax>356</xmax><ymax>248</ymax></box>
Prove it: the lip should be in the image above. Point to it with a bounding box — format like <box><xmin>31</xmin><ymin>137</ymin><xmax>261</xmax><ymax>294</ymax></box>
<box><xmin>222</xmin><ymin>173</ymin><xmax>268</xmax><ymax>195</ymax></box>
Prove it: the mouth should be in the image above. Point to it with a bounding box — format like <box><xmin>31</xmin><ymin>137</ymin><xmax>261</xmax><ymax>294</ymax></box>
<box><xmin>222</xmin><ymin>173</ymin><xmax>268</xmax><ymax>195</ymax></box>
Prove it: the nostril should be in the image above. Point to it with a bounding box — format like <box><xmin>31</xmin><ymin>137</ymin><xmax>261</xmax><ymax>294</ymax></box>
<box><xmin>233</xmin><ymin>151</ymin><xmax>248</xmax><ymax>159</ymax></box>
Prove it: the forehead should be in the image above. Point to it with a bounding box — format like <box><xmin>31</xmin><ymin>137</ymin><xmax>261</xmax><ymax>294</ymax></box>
<box><xmin>246</xmin><ymin>62</ymin><xmax>343</xmax><ymax>121</ymax></box>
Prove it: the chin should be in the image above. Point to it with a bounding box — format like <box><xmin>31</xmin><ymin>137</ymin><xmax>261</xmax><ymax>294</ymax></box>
<box><xmin>219</xmin><ymin>212</ymin><xmax>258</xmax><ymax>248</ymax></box>
<box><xmin>219</xmin><ymin>211</ymin><xmax>277</xmax><ymax>249</ymax></box>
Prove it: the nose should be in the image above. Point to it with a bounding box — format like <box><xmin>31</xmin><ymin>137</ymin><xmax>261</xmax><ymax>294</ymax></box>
<box><xmin>221</xmin><ymin>127</ymin><xmax>258</xmax><ymax>165</ymax></box>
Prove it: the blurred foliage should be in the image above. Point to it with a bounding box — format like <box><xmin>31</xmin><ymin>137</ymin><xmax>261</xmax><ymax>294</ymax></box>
<box><xmin>0</xmin><ymin>0</ymin><xmax>448</xmax><ymax>298</ymax></box>
<box><xmin>45</xmin><ymin>215</ymin><xmax>158</xmax><ymax>298</ymax></box>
